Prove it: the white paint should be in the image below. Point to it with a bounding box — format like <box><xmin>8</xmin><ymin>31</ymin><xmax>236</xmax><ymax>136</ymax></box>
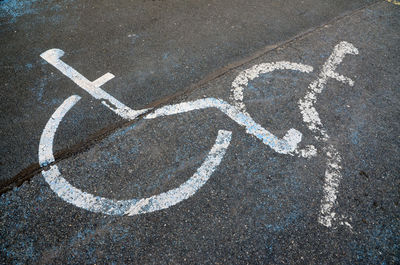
<box><xmin>41</xmin><ymin>48</ymin><xmax>303</xmax><ymax>155</ymax></box>
<box><xmin>230</xmin><ymin>42</ymin><xmax>358</xmax><ymax>227</ymax></box>
<box><xmin>146</xmin><ymin>98</ymin><xmax>302</xmax><ymax>154</ymax></box>
<box><xmin>39</xmin><ymin>43</ymin><xmax>358</xmax><ymax>222</ymax></box>
<box><xmin>39</xmin><ymin>95</ymin><xmax>82</xmax><ymax>167</ymax></box>
<box><xmin>38</xmin><ymin>48</ymin><xmax>309</xmax><ymax>216</ymax></box>
<box><xmin>295</xmin><ymin>145</ymin><xmax>317</xmax><ymax>158</ymax></box>
<box><xmin>39</xmin><ymin>96</ymin><xmax>232</xmax><ymax>215</ymax></box>
<box><xmin>38</xmin><ymin>94</ymin><xmax>301</xmax><ymax>215</ymax></box>
<box><xmin>338</xmin><ymin>215</ymin><xmax>354</xmax><ymax>231</ymax></box>
<box><xmin>298</xmin><ymin>42</ymin><xmax>358</xmax><ymax>141</ymax></box>
<box><xmin>231</xmin><ymin>61</ymin><xmax>314</xmax><ymax>113</ymax></box>
<box><xmin>318</xmin><ymin>145</ymin><xmax>342</xmax><ymax>227</ymax></box>
<box><xmin>297</xmin><ymin>41</ymin><xmax>358</xmax><ymax>227</ymax></box>
<box><xmin>40</xmin><ymin>49</ymin><xmax>151</xmax><ymax>120</ymax></box>
<box><xmin>93</xmin><ymin>72</ymin><xmax>115</xmax><ymax>87</ymax></box>
<box><xmin>125</xmin><ymin>130</ymin><xmax>232</xmax><ymax>215</ymax></box>
<box><xmin>230</xmin><ymin>61</ymin><xmax>317</xmax><ymax>158</ymax></box>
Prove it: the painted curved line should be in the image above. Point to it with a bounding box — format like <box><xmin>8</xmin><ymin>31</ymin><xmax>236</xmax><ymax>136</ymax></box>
<box><xmin>39</xmin><ymin>95</ymin><xmax>82</xmax><ymax>166</ymax></box>
<box><xmin>39</xmin><ymin>95</ymin><xmax>232</xmax><ymax>215</ymax></box>
<box><xmin>231</xmin><ymin>61</ymin><xmax>314</xmax><ymax>113</ymax></box>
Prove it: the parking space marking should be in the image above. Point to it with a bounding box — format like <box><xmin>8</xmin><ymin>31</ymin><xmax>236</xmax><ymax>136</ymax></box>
<box><xmin>39</xmin><ymin>48</ymin><xmax>312</xmax><ymax>217</ymax></box>
<box><xmin>39</xmin><ymin>42</ymin><xmax>359</xmax><ymax>227</ymax></box>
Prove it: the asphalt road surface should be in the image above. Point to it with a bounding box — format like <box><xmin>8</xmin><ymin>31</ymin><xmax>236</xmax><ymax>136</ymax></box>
<box><xmin>1</xmin><ymin>0</ymin><xmax>399</xmax><ymax>264</ymax></box>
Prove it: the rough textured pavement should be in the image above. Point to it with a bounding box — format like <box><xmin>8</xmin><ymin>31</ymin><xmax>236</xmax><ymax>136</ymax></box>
<box><xmin>1</xmin><ymin>0</ymin><xmax>400</xmax><ymax>264</ymax></box>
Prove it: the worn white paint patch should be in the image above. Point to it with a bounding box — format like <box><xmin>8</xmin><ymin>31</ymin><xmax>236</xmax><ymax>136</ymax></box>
<box><xmin>318</xmin><ymin>145</ymin><xmax>342</xmax><ymax>227</ymax></box>
<box><xmin>39</xmin><ymin>97</ymin><xmax>232</xmax><ymax>215</ymax></box>
<box><xmin>298</xmin><ymin>42</ymin><xmax>358</xmax><ymax>141</ymax></box>
<box><xmin>295</xmin><ymin>145</ymin><xmax>317</xmax><ymax>158</ymax></box>
<box><xmin>40</xmin><ymin>49</ymin><xmax>151</xmax><ymax>120</ymax></box>
<box><xmin>297</xmin><ymin>41</ymin><xmax>359</xmax><ymax>227</ymax></box>
<box><xmin>146</xmin><ymin>98</ymin><xmax>302</xmax><ymax>154</ymax></box>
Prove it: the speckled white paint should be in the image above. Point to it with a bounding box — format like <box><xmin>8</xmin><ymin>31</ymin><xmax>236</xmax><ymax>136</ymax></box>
<box><xmin>298</xmin><ymin>42</ymin><xmax>358</xmax><ymax>142</ymax></box>
<box><xmin>297</xmin><ymin>41</ymin><xmax>358</xmax><ymax>227</ymax></box>
<box><xmin>38</xmin><ymin>95</ymin><xmax>82</xmax><ymax>167</ymax></box>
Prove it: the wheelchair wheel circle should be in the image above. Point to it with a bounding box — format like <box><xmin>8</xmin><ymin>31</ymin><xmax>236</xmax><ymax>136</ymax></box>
<box><xmin>39</xmin><ymin>95</ymin><xmax>232</xmax><ymax>216</ymax></box>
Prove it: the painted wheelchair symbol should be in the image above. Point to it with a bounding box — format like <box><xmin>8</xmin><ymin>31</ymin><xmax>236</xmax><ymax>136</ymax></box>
<box><xmin>39</xmin><ymin>42</ymin><xmax>358</xmax><ymax>227</ymax></box>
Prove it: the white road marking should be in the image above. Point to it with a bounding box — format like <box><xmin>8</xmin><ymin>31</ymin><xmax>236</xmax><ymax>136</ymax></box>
<box><xmin>295</xmin><ymin>145</ymin><xmax>318</xmax><ymax>158</ymax></box>
<box><xmin>39</xmin><ymin>42</ymin><xmax>358</xmax><ymax>222</ymax></box>
<box><xmin>40</xmin><ymin>49</ymin><xmax>151</xmax><ymax>120</ymax></box>
<box><xmin>298</xmin><ymin>42</ymin><xmax>358</xmax><ymax>141</ymax></box>
<box><xmin>39</xmin><ymin>95</ymin><xmax>232</xmax><ymax>215</ymax></box>
<box><xmin>230</xmin><ymin>42</ymin><xmax>358</xmax><ymax>227</ymax></box>
<box><xmin>146</xmin><ymin>98</ymin><xmax>302</xmax><ymax>154</ymax></box>
<box><xmin>230</xmin><ymin>61</ymin><xmax>317</xmax><ymax>158</ymax></box>
<box><xmin>298</xmin><ymin>41</ymin><xmax>358</xmax><ymax>227</ymax></box>
<box><xmin>93</xmin><ymin>72</ymin><xmax>115</xmax><ymax>87</ymax></box>
<box><xmin>39</xmin><ymin>49</ymin><xmax>309</xmax><ymax>216</ymax></box>
<box><xmin>39</xmin><ymin>95</ymin><xmax>82</xmax><ymax>167</ymax></box>
<box><xmin>41</xmin><ymin>48</ymin><xmax>303</xmax><ymax>155</ymax></box>
<box><xmin>231</xmin><ymin>61</ymin><xmax>314</xmax><ymax>113</ymax></box>
<box><xmin>38</xmin><ymin>94</ymin><xmax>300</xmax><ymax>215</ymax></box>
<box><xmin>125</xmin><ymin>130</ymin><xmax>232</xmax><ymax>215</ymax></box>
